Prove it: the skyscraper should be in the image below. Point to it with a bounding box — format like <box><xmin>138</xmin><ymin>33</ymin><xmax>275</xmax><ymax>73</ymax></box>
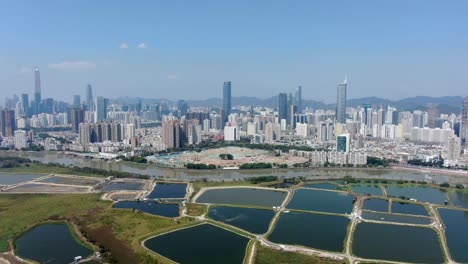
<box><xmin>0</xmin><ymin>109</ymin><xmax>16</xmax><ymax>137</ymax></box>
<box><xmin>71</xmin><ymin>108</ymin><xmax>84</xmax><ymax>133</ymax></box>
<box><xmin>427</xmin><ymin>105</ymin><xmax>439</xmax><ymax>128</ymax></box>
<box><xmin>278</xmin><ymin>93</ymin><xmax>288</xmax><ymax>123</ymax></box>
<box><xmin>21</xmin><ymin>94</ymin><xmax>29</xmax><ymax>117</ymax></box>
<box><xmin>34</xmin><ymin>68</ymin><xmax>41</xmax><ymax>115</ymax></box>
<box><xmin>162</xmin><ymin>120</ymin><xmax>181</xmax><ymax>149</ymax></box>
<box><xmin>222</xmin><ymin>81</ymin><xmax>232</xmax><ymax>126</ymax></box>
<box><xmin>95</xmin><ymin>96</ymin><xmax>108</xmax><ymax>122</ymax></box>
<box><xmin>73</xmin><ymin>95</ymin><xmax>81</xmax><ymax>109</ymax></box>
<box><xmin>336</xmin><ymin>77</ymin><xmax>347</xmax><ymax>124</ymax></box>
<box><xmin>86</xmin><ymin>84</ymin><xmax>94</xmax><ymax>111</ymax></box>
<box><xmin>295</xmin><ymin>86</ymin><xmax>302</xmax><ymax>113</ymax></box>
<box><xmin>461</xmin><ymin>96</ymin><xmax>468</xmax><ymax>146</ymax></box>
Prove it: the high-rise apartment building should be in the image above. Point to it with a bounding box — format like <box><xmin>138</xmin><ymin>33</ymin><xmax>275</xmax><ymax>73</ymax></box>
<box><xmin>222</xmin><ymin>81</ymin><xmax>232</xmax><ymax>126</ymax></box>
<box><xmin>71</xmin><ymin>109</ymin><xmax>84</xmax><ymax>133</ymax></box>
<box><xmin>460</xmin><ymin>97</ymin><xmax>468</xmax><ymax>146</ymax></box>
<box><xmin>295</xmin><ymin>86</ymin><xmax>302</xmax><ymax>113</ymax></box>
<box><xmin>0</xmin><ymin>109</ymin><xmax>16</xmax><ymax>137</ymax></box>
<box><xmin>162</xmin><ymin>120</ymin><xmax>182</xmax><ymax>149</ymax></box>
<box><xmin>336</xmin><ymin>77</ymin><xmax>347</xmax><ymax>124</ymax></box>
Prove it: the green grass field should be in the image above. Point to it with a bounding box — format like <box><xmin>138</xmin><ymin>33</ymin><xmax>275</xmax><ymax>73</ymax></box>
<box><xmin>254</xmin><ymin>244</ymin><xmax>346</xmax><ymax>264</ymax></box>
<box><xmin>0</xmin><ymin>163</ymin><xmax>105</xmax><ymax>177</ymax></box>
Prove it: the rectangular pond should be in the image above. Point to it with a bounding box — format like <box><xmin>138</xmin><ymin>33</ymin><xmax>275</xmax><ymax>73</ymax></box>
<box><xmin>361</xmin><ymin>211</ymin><xmax>432</xmax><ymax>225</ymax></box>
<box><xmin>362</xmin><ymin>198</ymin><xmax>389</xmax><ymax>212</ymax></box>
<box><xmin>144</xmin><ymin>223</ymin><xmax>249</xmax><ymax>264</ymax></box>
<box><xmin>208</xmin><ymin>206</ymin><xmax>275</xmax><ymax>234</ymax></box>
<box><xmin>438</xmin><ymin>208</ymin><xmax>468</xmax><ymax>263</ymax></box>
<box><xmin>196</xmin><ymin>188</ymin><xmax>287</xmax><ymax>207</ymax></box>
<box><xmin>448</xmin><ymin>190</ymin><xmax>468</xmax><ymax>209</ymax></box>
<box><xmin>384</xmin><ymin>185</ymin><xmax>447</xmax><ymax>204</ymax></box>
<box><xmin>113</xmin><ymin>201</ymin><xmax>180</xmax><ymax>217</ymax></box>
<box><xmin>391</xmin><ymin>201</ymin><xmax>429</xmax><ymax>216</ymax></box>
<box><xmin>101</xmin><ymin>181</ymin><xmax>145</xmax><ymax>192</ymax></box>
<box><xmin>146</xmin><ymin>182</ymin><xmax>187</xmax><ymax>199</ymax></box>
<box><xmin>350</xmin><ymin>184</ymin><xmax>383</xmax><ymax>196</ymax></box>
<box><xmin>352</xmin><ymin>222</ymin><xmax>444</xmax><ymax>263</ymax></box>
<box><xmin>15</xmin><ymin>223</ymin><xmax>93</xmax><ymax>264</ymax></box>
<box><xmin>0</xmin><ymin>173</ymin><xmax>43</xmax><ymax>185</ymax></box>
<box><xmin>287</xmin><ymin>189</ymin><xmax>354</xmax><ymax>214</ymax></box>
<box><xmin>268</xmin><ymin>211</ymin><xmax>349</xmax><ymax>252</ymax></box>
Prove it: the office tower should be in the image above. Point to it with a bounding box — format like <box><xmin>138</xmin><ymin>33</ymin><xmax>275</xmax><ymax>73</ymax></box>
<box><xmin>21</xmin><ymin>94</ymin><xmax>29</xmax><ymax>117</ymax></box>
<box><xmin>336</xmin><ymin>134</ymin><xmax>350</xmax><ymax>153</ymax></box>
<box><xmin>427</xmin><ymin>105</ymin><xmax>439</xmax><ymax>129</ymax></box>
<box><xmin>278</xmin><ymin>93</ymin><xmax>288</xmax><ymax>123</ymax></box>
<box><xmin>224</xmin><ymin>126</ymin><xmax>239</xmax><ymax>141</ymax></box>
<box><xmin>71</xmin><ymin>108</ymin><xmax>84</xmax><ymax>133</ymax></box>
<box><xmin>336</xmin><ymin>77</ymin><xmax>347</xmax><ymax>124</ymax></box>
<box><xmin>136</xmin><ymin>98</ymin><xmax>142</xmax><ymax>114</ymax></box>
<box><xmin>73</xmin><ymin>95</ymin><xmax>81</xmax><ymax>109</ymax></box>
<box><xmin>34</xmin><ymin>68</ymin><xmax>41</xmax><ymax>115</ymax></box>
<box><xmin>290</xmin><ymin>104</ymin><xmax>297</xmax><ymax>128</ymax></box>
<box><xmin>461</xmin><ymin>96</ymin><xmax>468</xmax><ymax>146</ymax></box>
<box><xmin>95</xmin><ymin>96</ymin><xmax>108</xmax><ymax>122</ymax></box>
<box><xmin>86</xmin><ymin>84</ymin><xmax>94</xmax><ymax>111</ymax></box>
<box><xmin>177</xmin><ymin>100</ymin><xmax>188</xmax><ymax>118</ymax></box>
<box><xmin>162</xmin><ymin>120</ymin><xmax>181</xmax><ymax>149</ymax></box>
<box><xmin>222</xmin><ymin>81</ymin><xmax>232</xmax><ymax>126</ymax></box>
<box><xmin>295</xmin><ymin>86</ymin><xmax>302</xmax><ymax>113</ymax></box>
<box><xmin>15</xmin><ymin>102</ymin><xmax>24</xmax><ymax>119</ymax></box>
<box><xmin>0</xmin><ymin>109</ymin><xmax>16</xmax><ymax>137</ymax></box>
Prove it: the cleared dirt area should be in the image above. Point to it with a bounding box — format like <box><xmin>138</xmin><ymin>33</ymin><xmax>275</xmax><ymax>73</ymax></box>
<box><xmin>4</xmin><ymin>183</ymin><xmax>90</xmax><ymax>193</ymax></box>
<box><xmin>177</xmin><ymin>147</ymin><xmax>308</xmax><ymax>167</ymax></box>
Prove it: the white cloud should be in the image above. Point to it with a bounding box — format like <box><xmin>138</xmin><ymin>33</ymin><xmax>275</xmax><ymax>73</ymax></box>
<box><xmin>138</xmin><ymin>43</ymin><xmax>147</xmax><ymax>49</ymax></box>
<box><xmin>168</xmin><ymin>74</ymin><xmax>177</xmax><ymax>80</ymax></box>
<box><xmin>48</xmin><ymin>61</ymin><xmax>97</xmax><ymax>71</ymax></box>
<box><xmin>120</xmin><ymin>43</ymin><xmax>129</xmax><ymax>49</ymax></box>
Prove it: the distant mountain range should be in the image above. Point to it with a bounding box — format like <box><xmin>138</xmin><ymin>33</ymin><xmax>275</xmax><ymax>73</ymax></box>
<box><xmin>115</xmin><ymin>96</ymin><xmax>465</xmax><ymax>115</ymax></box>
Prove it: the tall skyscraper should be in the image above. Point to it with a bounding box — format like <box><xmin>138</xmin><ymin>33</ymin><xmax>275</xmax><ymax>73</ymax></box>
<box><xmin>278</xmin><ymin>93</ymin><xmax>288</xmax><ymax>123</ymax></box>
<box><xmin>222</xmin><ymin>81</ymin><xmax>232</xmax><ymax>126</ymax></box>
<box><xmin>71</xmin><ymin>108</ymin><xmax>84</xmax><ymax>133</ymax></box>
<box><xmin>0</xmin><ymin>109</ymin><xmax>16</xmax><ymax>137</ymax></box>
<box><xmin>73</xmin><ymin>95</ymin><xmax>81</xmax><ymax>109</ymax></box>
<box><xmin>461</xmin><ymin>96</ymin><xmax>468</xmax><ymax>146</ymax></box>
<box><xmin>21</xmin><ymin>94</ymin><xmax>29</xmax><ymax>117</ymax></box>
<box><xmin>34</xmin><ymin>68</ymin><xmax>41</xmax><ymax>115</ymax></box>
<box><xmin>177</xmin><ymin>100</ymin><xmax>188</xmax><ymax>118</ymax></box>
<box><xmin>162</xmin><ymin>120</ymin><xmax>181</xmax><ymax>149</ymax></box>
<box><xmin>86</xmin><ymin>84</ymin><xmax>94</xmax><ymax>111</ymax></box>
<box><xmin>295</xmin><ymin>86</ymin><xmax>302</xmax><ymax>113</ymax></box>
<box><xmin>336</xmin><ymin>77</ymin><xmax>347</xmax><ymax>124</ymax></box>
<box><xmin>427</xmin><ymin>105</ymin><xmax>439</xmax><ymax>128</ymax></box>
<box><xmin>95</xmin><ymin>96</ymin><xmax>108</xmax><ymax>122</ymax></box>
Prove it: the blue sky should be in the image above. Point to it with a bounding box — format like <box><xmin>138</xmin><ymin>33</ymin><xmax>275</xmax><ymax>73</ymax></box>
<box><xmin>1</xmin><ymin>0</ymin><xmax>468</xmax><ymax>104</ymax></box>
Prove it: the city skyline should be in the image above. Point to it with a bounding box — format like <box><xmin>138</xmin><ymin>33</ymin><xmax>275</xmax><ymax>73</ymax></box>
<box><xmin>1</xmin><ymin>1</ymin><xmax>468</xmax><ymax>103</ymax></box>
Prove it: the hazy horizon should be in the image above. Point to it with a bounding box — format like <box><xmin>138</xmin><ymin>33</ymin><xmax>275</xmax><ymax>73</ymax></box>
<box><xmin>1</xmin><ymin>1</ymin><xmax>468</xmax><ymax>103</ymax></box>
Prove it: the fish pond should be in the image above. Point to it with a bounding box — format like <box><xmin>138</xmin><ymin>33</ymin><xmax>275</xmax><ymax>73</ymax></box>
<box><xmin>287</xmin><ymin>189</ymin><xmax>354</xmax><ymax>214</ymax></box>
<box><xmin>448</xmin><ymin>190</ymin><xmax>468</xmax><ymax>209</ymax></box>
<box><xmin>384</xmin><ymin>185</ymin><xmax>447</xmax><ymax>204</ymax></box>
<box><xmin>208</xmin><ymin>206</ymin><xmax>275</xmax><ymax>234</ymax></box>
<box><xmin>362</xmin><ymin>198</ymin><xmax>389</xmax><ymax>212</ymax></box>
<box><xmin>438</xmin><ymin>208</ymin><xmax>468</xmax><ymax>263</ymax></box>
<box><xmin>15</xmin><ymin>223</ymin><xmax>93</xmax><ymax>264</ymax></box>
<box><xmin>391</xmin><ymin>201</ymin><xmax>429</xmax><ymax>216</ymax></box>
<box><xmin>0</xmin><ymin>173</ymin><xmax>43</xmax><ymax>185</ymax></box>
<box><xmin>196</xmin><ymin>188</ymin><xmax>287</xmax><ymax>207</ymax></box>
<box><xmin>352</xmin><ymin>222</ymin><xmax>444</xmax><ymax>263</ymax></box>
<box><xmin>349</xmin><ymin>184</ymin><xmax>383</xmax><ymax>196</ymax></box>
<box><xmin>101</xmin><ymin>181</ymin><xmax>145</xmax><ymax>191</ymax></box>
<box><xmin>361</xmin><ymin>211</ymin><xmax>432</xmax><ymax>225</ymax></box>
<box><xmin>147</xmin><ymin>182</ymin><xmax>187</xmax><ymax>199</ymax></box>
<box><xmin>268</xmin><ymin>211</ymin><xmax>349</xmax><ymax>252</ymax></box>
<box><xmin>113</xmin><ymin>201</ymin><xmax>180</xmax><ymax>217</ymax></box>
<box><xmin>144</xmin><ymin>223</ymin><xmax>249</xmax><ymax>264</ymax></box>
